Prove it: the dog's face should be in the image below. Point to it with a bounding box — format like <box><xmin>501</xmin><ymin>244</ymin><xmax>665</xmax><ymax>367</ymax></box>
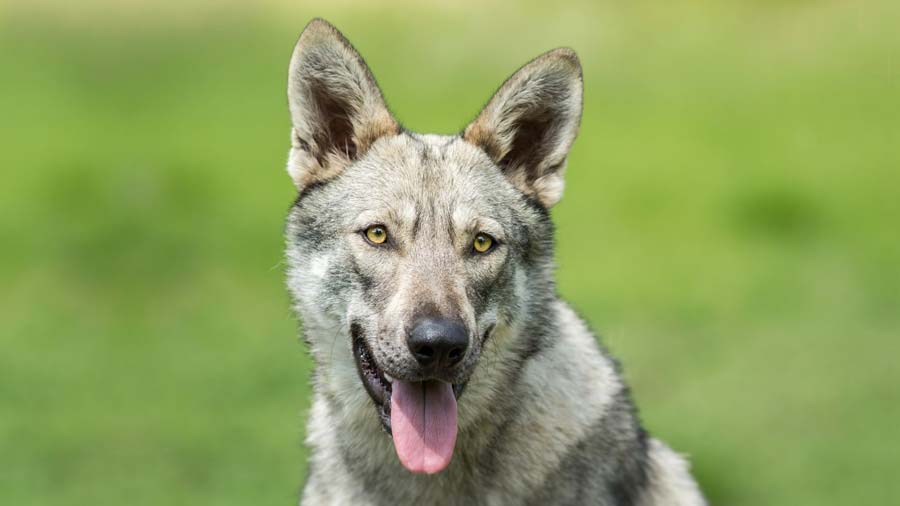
<box><xmin>288</xmin><ymin>136</ymin><xmax>525</xmax><ymax>437</ymax></box>
<box><xmin>285</xmin><ymin>19</ymin><xmax>581</xmax><ymax>475</ymax></box>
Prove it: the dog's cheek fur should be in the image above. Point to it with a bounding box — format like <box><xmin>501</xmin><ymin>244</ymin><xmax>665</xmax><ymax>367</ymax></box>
<box><xmin>287</xmin><ymin>199</ymin><xmax>341</xmax><ymax>306</ymax></box>
<box><xmin>468</xmin><ymin>203</ymin><xmax>543</xmax><ymax>335</ymax></box>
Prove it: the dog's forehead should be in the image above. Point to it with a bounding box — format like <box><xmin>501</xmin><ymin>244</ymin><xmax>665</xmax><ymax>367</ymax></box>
<box><xmin>347</xmin><ymin>133</ymin><xmax>507</xmax><ymax>213</ymax></box>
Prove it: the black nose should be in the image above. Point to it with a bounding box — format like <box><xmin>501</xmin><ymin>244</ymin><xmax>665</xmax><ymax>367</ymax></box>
<box><xmin>407</xmin><ymin>317</ymin><xmax>468</xmax><ymax>370</ymax></box>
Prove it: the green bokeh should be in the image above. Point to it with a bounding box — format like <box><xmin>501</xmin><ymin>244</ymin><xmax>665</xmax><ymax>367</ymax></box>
<box><xmin>1</xmin><ymin>1</ymin><xmax>898</xmax><ymax>504</ymax></box>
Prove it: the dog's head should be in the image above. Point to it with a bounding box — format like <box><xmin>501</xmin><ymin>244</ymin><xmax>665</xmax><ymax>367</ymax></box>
<box><xmin>284</xmin><ymin>19</ymin><xmax>581</xmax><ymax>474</ymax></box>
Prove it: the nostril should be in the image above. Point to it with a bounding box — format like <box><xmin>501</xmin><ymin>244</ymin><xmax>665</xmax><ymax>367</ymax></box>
<box><xmin>415</xmin><ymin>345</ymin><xmax>435</xmax><ymax>361</ymax></box>
<box><xmin>447</xmin><ymin>348</ymin><xmax>463</xmax><ymax>363</ymax></box>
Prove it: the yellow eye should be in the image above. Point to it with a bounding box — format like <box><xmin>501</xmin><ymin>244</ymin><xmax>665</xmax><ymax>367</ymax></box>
<box><xmin>365</xmin><ymin>225</ymin><xmax>388</xmax><ymax>245</ymax></box>
<box><xmin>473</xmin><ymin>233</ymin><xmax>493</xmax><ymax>253</ymax></box>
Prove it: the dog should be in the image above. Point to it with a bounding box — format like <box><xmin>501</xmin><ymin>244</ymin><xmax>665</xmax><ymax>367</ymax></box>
<box><xmin>283</xmin><ymin>18</ymin><xmax>705</xmax><ymax>505</ymax></box>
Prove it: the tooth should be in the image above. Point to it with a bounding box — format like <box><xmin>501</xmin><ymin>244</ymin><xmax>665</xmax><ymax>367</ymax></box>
<box><xmin>384</xmin><ymin>373</ymin><xmax>394</xmax><ymax>383</ymax></box>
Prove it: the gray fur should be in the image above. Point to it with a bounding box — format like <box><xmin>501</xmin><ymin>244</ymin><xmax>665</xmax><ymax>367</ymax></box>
<box><xmin>284</xmin><ymin>18</ymin><xmax>705</xmax><ymax>506</ymax></box>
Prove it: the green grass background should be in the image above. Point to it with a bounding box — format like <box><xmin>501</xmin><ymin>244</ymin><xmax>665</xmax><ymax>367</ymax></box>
<box><xmin>1</xmin><ymin>0</ymin><xmax>898</xmax><ymax>504</ymax></box>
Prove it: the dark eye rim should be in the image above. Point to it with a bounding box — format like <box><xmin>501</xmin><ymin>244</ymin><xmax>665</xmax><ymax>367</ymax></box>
<box><xmin>472</xmin><ymin>232</ymin><xmax>499</xmax><ymax>255</ymax></box>
<box><xmin>360</xmin><ymin>224</ymin><xmax>391</xmax><ymax>247</ymax></box>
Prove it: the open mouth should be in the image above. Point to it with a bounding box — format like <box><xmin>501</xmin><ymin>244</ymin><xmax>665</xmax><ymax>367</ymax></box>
<box><xmin>352</xmin><ymin>334</ymin><xmax>394</xmax><ymax>432</ymax></box>
<box><xmin>352</xmin><ymin>327</ymin><xmax>464</xmax><ymax>474</ymax></box>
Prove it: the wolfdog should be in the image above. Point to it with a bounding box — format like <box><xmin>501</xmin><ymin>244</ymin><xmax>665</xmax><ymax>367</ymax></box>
<box><xmin>283</xmin><ymin>18</ymin><xmax>705</xmax><ymax>505</ymax></box>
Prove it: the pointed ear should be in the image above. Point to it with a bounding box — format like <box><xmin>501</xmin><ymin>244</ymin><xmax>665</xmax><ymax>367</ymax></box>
<box><xmin>287</xmin><ymin>19</ymin><xmax>400</xmax><ymax>190</ymax></box>
<box><xmin>463</xmin><ymin>48</ymin><xmax>583</xmax><ymax>208</ymax></box>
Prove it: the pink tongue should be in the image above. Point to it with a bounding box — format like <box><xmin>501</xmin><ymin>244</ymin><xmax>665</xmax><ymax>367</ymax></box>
<box><xmin>390</xmin><ymin>380</ymin><xmax>458</xmax><ymax>474</ymax></box>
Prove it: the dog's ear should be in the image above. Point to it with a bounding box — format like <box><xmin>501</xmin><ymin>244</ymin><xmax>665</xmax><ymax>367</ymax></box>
<box><xmin>287</xmin><ymin>19</ymin><xmax>399</xmax><ymax>190</ymax></box>
<box><xmin>463</xmin><ymin>48</ymin><xmax>583</xmax><ymax>208</ymax></box>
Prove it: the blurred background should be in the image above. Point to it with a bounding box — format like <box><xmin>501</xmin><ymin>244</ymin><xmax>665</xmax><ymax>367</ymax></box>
<box><xmin>1</xmin><ymin>0</ymin><xmax>898</xmax><ymax>504</ymax></box>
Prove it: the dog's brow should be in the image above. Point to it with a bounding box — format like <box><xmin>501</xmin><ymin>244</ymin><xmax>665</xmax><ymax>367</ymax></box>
<box><xmin>393</xmin><ymin>203</ymin><xmax>418</xmax><ymax>231</ymax></box>
<box><xmin>451</xmin><ymin>206</ymin><xmax>504</xmax><ymax>240</ymax></box>
<box><xmin>451</xmin><ymin>206</ymin><xmax>477</xmax><ymax>234</ymax></box>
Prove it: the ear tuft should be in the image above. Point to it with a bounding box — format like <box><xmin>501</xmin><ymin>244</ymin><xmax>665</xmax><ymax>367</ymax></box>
<box><xmin>464</xmin><ymin>48</ymin><xmax>583</xmax><ymax>208</ymax></box>
<box><xmin>287</xmin><ymin>19</ymin><xmax>399</xmax><ymax>190</ymax></box>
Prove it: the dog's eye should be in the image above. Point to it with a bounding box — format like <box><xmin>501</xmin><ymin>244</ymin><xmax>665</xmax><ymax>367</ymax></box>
<box><xmin>473</xmin><ymin>233</ymin><xmax>494</xmax><ymax>254</ymax></box>
<box><xmin>364</xmin><ymin>225</ymin><xmax>388</xmax><ymax>245</ymax></box>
